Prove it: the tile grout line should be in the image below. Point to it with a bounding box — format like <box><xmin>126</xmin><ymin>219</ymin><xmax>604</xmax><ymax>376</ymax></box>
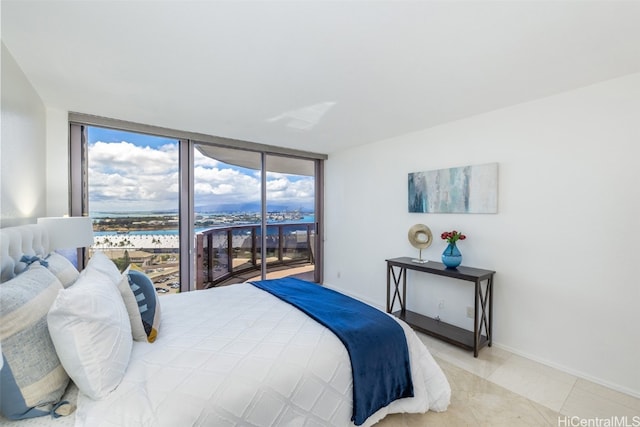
<box><xmin>483</xmin><ymin>349</ymin><xmax>514</xmax><ymax>382</ymax></box>
<box><xmin>557</xmin><ymin>377</ymin><xmax>579</xmax><ymax>416</ymax></box>
<box><xmin>574</xmin><ymin>380</ymin><xmax>640</xmax><ymax>414</ymax></box>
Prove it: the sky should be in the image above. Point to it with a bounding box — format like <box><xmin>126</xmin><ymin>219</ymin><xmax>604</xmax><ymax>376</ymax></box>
<box><xmin>87</xmin><ymin>127</ymin><xmax>315</xmax><ymax>213</ymax></box>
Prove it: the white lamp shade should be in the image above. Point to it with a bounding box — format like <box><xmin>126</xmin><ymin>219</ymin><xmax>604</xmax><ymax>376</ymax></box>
<box><xmin>37</xmin><ymin>217</ymin><xmax>94</xmax><ymax>249</ymax></box>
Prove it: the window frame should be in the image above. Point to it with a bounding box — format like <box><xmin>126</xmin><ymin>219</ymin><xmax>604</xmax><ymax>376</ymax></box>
<box><xmin>69</xmin><ymin>113</ymin><xmax>325</xmax><ymax>289</ymax></box>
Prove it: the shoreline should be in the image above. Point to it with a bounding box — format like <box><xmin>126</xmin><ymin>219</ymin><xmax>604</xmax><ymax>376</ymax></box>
<box><xmin>92</xmin><ymin>232</ymin><xmax>293</xmax><ymax>250</ymax></box>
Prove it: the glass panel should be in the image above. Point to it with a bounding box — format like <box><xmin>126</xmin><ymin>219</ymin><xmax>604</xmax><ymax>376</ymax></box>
<box><xmin>264</xmin><ymin>154</ymin><xmax>316</xmax><ymax>282</ymax></box>
<box><xmin>193</xmin><ymin>144</ymin><xmax>262</xmax><ymax>288</ymax></box>
<box><xmin>193</xmin><ymin>147</ymin><xmax>317</xmax><ymax>286</ymax></box>
<box><xmin>86</xmin><ymin>126</ymin><xmax>180</xmax><ymax>295</ymax></box>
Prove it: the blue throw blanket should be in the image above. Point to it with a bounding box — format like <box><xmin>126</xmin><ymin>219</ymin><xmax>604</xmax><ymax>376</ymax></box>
<box><xmin>250</xmin><ymin>277</ymin><xmax>414</xmax><ymax>425</ymax></box>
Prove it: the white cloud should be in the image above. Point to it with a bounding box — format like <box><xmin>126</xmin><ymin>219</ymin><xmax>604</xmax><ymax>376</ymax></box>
<box><xmin>88</xmin><ymin>141</ymin><xmax>315</xmax><ymax>212</ymax></box>
<box><xmin>266</xmin><ymin>177</ymin><xmax>289</xmax><ymax>192</ymax></box>
<box><xmin>91</xmin><ymin>141</ymin><xmax>178</xmax><ymax>175</ymax></box>
<box><xmin>194</xmin><ymin>166</ymin><xmax>260</xmax><ymax>200</ymax></box>
<box><xmin>89</xmin><ymin>141</ymin><xmax>180</xmax><ymax>211</ymax></box>
<box><xmin>266</xmin><ymin>176</ymin><xmax>315</xmax><ymax>204</ymax></box>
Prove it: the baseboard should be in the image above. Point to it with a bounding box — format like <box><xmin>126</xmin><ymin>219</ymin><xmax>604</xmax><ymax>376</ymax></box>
<box><xmin>492</xmin><ymin>342</ymin><xmax>640</xmax><ymax>400</ymax></box>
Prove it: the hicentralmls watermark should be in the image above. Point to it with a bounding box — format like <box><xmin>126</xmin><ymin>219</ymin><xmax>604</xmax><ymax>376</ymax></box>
<box><xmin>558</xmin><ymin>416</ymin><xmax>640</xmax><ymax>427</ymax></box>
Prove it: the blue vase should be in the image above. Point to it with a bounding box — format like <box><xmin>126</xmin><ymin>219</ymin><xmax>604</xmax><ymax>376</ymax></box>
<box><xmin>441</xmin><ymin>243</ymin><xmax>462</xmax><ymax>268</ymax></box>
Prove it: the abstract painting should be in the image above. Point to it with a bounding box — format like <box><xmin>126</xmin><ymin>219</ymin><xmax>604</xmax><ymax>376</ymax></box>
<box><xmin>408</xmin><ymin>163</ymin><xmax>498</xmax><ymax>213</ymax></box>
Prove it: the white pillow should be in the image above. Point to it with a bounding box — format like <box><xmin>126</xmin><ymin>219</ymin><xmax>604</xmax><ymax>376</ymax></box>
<box><xmin>85</xmin><ymin>251</ymin><xmax>122</xmax><ymax>285</ymax></box>
<box><xmin>47</xmin><ymin>266</ymin><xmax>132</xmax><ymax>400</ymax></box>
<box><xmin>86</xmin><ymin>254</ymin><xmax>148</xmax><ymax>342</ymax></box>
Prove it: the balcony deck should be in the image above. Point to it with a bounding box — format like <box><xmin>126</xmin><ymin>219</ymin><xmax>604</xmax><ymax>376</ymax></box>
<box><xmin>154</xmin><ymin>263</ymin><xmax>314</xmax><ymax>293</ymax></box>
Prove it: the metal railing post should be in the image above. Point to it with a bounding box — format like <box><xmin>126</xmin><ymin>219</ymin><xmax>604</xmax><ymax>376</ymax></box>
<box><xmin>251</xmin><ymin>226</ymin><xmax>257</xmax><ymax>266</ymax></box>
<box><xmin>195</xmin><ymin>233</ymin><xmax>204</xmax><ymax>289</ymax></box>
<box><xmin>227</xmin><ymin>229</ymin><xmax>233</xmax><ymax>274</ymax></box>
<box><xmin>278</xmin><ymin>225</ymin><xmax>283</xmax><ymax>262</ymax></box>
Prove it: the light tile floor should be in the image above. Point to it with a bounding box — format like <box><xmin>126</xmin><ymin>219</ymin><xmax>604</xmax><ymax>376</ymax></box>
<box><xmin>375</xmin><ymin>333</ymin><xmax>640</xmax><ymax>426</ymax></box>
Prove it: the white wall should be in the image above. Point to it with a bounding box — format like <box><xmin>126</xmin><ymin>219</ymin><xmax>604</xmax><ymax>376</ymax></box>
<box><xmin>0</xmin><ymin>43</ymin><xmax>47</xmax><ymax>226</ymax></box>
<box><xmin>325</xmin><ymin>73</ymin><xmax>640</xmax><ymax>397</ymax></box>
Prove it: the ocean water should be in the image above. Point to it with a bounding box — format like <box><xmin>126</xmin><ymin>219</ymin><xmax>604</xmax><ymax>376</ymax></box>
<box><xmin>93</xmin><ymin>215</ymin><xmax>315</xmax><ymax>238</ymax></box>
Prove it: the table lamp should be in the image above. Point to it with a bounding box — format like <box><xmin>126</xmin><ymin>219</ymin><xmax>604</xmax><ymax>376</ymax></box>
<box><xmin>37</xmin><ymin>216</ymin><xmax>94</xmax><ymax>269</ymax></box>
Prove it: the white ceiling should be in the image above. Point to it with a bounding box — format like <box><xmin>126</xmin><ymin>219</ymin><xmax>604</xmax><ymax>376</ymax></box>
<box><xmin>3</xmin><ymin>1</ymin><xmax>640</xmax><ymax>155</ymax></box>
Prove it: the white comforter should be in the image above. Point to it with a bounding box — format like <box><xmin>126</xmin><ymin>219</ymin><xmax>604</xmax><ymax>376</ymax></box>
<box><xmin>75</xmin><ymin>284</ymin><xmax>450</xmax><ymax>427</ymax></box>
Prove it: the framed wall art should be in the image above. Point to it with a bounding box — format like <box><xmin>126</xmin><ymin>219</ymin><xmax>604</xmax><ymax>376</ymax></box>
<box><xmin>408</xmin><ymin>162</ymin><xmax>498</xmax><ymax>214</ymax></box>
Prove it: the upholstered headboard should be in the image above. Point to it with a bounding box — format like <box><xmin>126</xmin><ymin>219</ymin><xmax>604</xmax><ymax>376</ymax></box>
<box><xmin>0</xmin><ymin>224</ymin><xmax>51</xmax><ymax>283</ymax></box>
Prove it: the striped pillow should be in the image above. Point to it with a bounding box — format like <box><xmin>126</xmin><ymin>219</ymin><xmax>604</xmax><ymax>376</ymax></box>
<box><xmin>0</xmin><ymin>265</ymin><xmax>71</xmax><ymax>420</ymax></box>
<box><xmin>19</xmin><ymin>252</ymin><xmax>79</xmax><ymax>289</ymax></box>
<box><xmin>117</xmin><ymin>272</ymin><xmax>148</xmax><ymax>342</ymax></box>
<box><xmin>126</xmin><ymin>270</ymin><xmax>161</xmax><ymax>343</ymax></box>
<box><xmin>44</xmin><ymin>252</ymin><xmax>79</xmax><ymax>288</ymax></box>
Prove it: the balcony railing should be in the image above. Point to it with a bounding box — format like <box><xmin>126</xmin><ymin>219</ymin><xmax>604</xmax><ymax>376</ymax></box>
<box><xmin>195</xmin><ymin>222</ymin><xmax>315</xmax><ymax>289</ymax></box>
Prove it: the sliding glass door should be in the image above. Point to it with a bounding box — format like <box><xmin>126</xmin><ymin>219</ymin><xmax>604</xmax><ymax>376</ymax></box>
<box><xmin>71</xmin><ymin>115</ymin><xmax>324</xmax><ymax>294</ymax></box>
<box><xmin>193</xmin><ymin>144</ymin><xmax>262</xmax><ymax>288</ymax></box>
<box><xmin>263</xmin><ymin>154</ymin><xmax>316</xmax><ymax>282</ymax></box>
<box><xmin>193</xmin><ymin>145</ymin><xmax>318</xmax><ymax>288</ymax></box>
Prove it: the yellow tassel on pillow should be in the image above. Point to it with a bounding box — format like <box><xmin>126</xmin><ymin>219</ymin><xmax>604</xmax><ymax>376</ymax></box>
<box><xmin>51</xmin><ymin>401</ymin><xmax>76</xmax><ymax>418</ymax></box>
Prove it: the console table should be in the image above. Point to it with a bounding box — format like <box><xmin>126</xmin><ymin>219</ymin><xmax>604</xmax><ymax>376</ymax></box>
<box><xmin>386</xmin><ymin>257</ymin><xmax>495</xmax><ymax>357</ymax></box>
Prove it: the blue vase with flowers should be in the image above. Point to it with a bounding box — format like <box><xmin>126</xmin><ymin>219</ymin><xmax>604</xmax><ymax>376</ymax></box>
<box><xmin>440</xmin><ymin>230</ymin><xmax>466</xmax><ymax>268</ymax></box>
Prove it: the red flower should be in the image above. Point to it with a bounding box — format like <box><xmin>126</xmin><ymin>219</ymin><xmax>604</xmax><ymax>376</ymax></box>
<box><xmin>441</xmin><ymin>230</ymin><xmax>466</xmax><ymax>244</ymax></box>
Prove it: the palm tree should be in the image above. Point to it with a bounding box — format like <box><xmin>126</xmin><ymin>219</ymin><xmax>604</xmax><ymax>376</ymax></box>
<box><xmin>102</xmin><ymin>237</ymin><xmax>114</xmax><ymax>259</ymax></box>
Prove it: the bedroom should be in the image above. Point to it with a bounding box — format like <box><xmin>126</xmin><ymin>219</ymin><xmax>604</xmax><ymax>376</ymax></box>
<box><xmin>1</xmin><ymin>0</ymin><xmax>639</xmax><ymax>425</ymax></box>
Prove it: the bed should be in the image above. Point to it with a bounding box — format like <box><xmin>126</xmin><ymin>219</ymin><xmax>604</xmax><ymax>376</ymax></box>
<box><xmin>0</xmin><ymin>224</ymin><xmax>450</xmax><ymax>427</ymax></box>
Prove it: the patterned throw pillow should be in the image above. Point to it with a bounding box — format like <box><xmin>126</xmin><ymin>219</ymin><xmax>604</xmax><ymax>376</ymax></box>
<box><xmin>126</xmin><ymin>270</ymin><xmax>161</xmax><ymax>343</ymax></box>
<box><xmin>117</xmin><ymin>271</ymin><xmax>148</xmax><ymax>342</ymax></box>
<box><xmin>0</xmin><ymin>265</ymin><xmax>71</xmax><ymax>420</ymax></box>
<box><xmin>20</xmin><ymin>252</ymin><xmax>79</xmax><ymax>288</ymax></box>
<box><xmin>44</xmin><ymin>252</ymin><xmax>80</xmax><ymax>288</ymax></box>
